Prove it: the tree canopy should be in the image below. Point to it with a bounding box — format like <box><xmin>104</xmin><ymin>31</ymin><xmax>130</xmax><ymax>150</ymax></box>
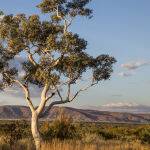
<box><xmin>0</xmin><ymin>0</ymin><xmax>116</xmax><ymax>113</ymax></box>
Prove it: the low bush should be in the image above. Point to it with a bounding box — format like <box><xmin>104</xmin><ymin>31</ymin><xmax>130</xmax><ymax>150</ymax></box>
<box><xmin>139</xmin><ymin>128</ymin><xmax>150</xmax><ymax>144</ymax></box>
<box><xmin>41</xmin><ymin>111</ymin><xmax>78</xmax><ymax>140</ymax></box>
<box><xmin>0</xmin><ymin>120</ymin><xmax>29</xmax><ymax>147</ymax></box>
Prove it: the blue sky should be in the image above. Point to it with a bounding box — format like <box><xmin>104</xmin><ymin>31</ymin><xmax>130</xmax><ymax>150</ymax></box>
<box><xmin>0</xmin><ymin>0</ymin><xmax>150</xmax><ymax>107</ymax></box>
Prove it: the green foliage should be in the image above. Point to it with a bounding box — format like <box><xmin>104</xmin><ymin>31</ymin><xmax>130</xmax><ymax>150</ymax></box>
<box><xmin>41</xmin><ymin>112</ymin><xmax>78</xmax><ymax>140</ymax></box>
<box><xmin>0</xmin><ymin>10</ymin><xmax>4</xmax><ymax>16</ymax></box>
<box><xmin>135</xmin><ymin>127</ymin><xmax>150</xmax><ymax>144</ymax></box>
<box><xmin>37</xmin><ymin>0</ymin><xmax>93</xmax><ymax>18</ymax></box>
<box><xmin>0</xmin><ymin>120</ymin><xmax>150</xmax><ymax>145</ymax></box>
<box><xmin>0</xmin><ymin>0</ymin><xmax>116</xmax><ymax>92</ymax></box>
<box><xmin>99</xmin><ymin>130</ymin><xmax>117</xmax><ymax>140</ymax></box>
<box><xmin>140</xmin><ymin>130</ymin><xmax>150</xmax><ymax>144</ymax></box>
<box><xmin>0</xmin><ymin>120</ymin><xmax>30</xmax><ymax>147</ymax></box>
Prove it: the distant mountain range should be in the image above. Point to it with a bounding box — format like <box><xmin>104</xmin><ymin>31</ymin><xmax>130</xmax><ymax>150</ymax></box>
<box><xmin>0</xmin><ymin>105</ymin><xmax>150</xmax><ymax>123</ymax></box>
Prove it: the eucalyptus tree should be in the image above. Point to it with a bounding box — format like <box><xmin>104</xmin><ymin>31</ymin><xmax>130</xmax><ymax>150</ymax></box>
<box><xmin>0</xmin><ymin>0</ymin><xmax>116</xmax><ymax>149</ymax></box>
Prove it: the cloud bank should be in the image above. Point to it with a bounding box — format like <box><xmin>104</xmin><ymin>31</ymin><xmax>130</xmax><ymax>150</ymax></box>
<box><xmin>118</xmin><ymin>60</ymin><xmax>150</xmax><ymax>77</ymax></box>
<box><xmin>121</xmin><ymin>60</ymin><xmax>150</xmax><ymax>70</ymax></box>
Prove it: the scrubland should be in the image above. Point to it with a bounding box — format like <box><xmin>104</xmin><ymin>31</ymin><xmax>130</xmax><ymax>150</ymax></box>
<box><xmin>0</xmin><ymin>114</ymin><xmax>149</xmax><ymax>150</ymax></box>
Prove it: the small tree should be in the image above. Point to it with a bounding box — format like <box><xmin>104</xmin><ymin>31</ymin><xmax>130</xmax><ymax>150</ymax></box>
<box><xmin>0</xmin><ymin>0</ymin><xmax>116</xmax><ymax>149</ymax></box>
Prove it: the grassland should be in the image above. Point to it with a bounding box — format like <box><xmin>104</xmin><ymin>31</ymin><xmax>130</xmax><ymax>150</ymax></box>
<box><xmin>0</xmin><ymin>117</ymin><xmax>149</xmax><ymax>150</ymax></box>
<box><xmin>0</xmin><ymin>139</ymin><xmax>150</xmax><ymax>150</ymax></box>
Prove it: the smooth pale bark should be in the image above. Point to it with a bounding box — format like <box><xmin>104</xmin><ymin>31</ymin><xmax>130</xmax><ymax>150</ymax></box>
<box><xmin>31</xmin><ymin>84</ymin><xmax>49</xmax><ymax>150</ymax></box>
<box><xmin>31</xmin><ymin>112</ymin><xmax>42</xmax><ymax>150</ymax></box>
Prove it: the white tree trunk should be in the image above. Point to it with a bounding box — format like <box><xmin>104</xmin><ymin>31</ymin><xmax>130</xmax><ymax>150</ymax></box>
<box><xmin>31</xmin><ymin>112</ymin><xmax>42</xmax><ymax>150</ymax></box>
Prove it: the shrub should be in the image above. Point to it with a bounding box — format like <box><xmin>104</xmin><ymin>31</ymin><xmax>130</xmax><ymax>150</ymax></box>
<box><xmin>139</xmin><ymin>129</ymin><xmax>150</xmax><ymax>144</ymax></box>
<box><xmin>41</xmin><ymin>110</ymin><xmax>78</xmax><ymax>140</ymax></box>
<box><xmin>0</xmin><ymin>120</ymin><xmax>29</xmax><ymax>147</ymax></box>
<box><xmin>98</xmin><ymin>130</ymin><xmax>117</xmax><ymax>140</ymax></box>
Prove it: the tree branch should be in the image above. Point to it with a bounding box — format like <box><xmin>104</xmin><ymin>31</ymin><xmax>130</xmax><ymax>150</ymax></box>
<box><xmin>41</xmin><ymin>83</ymin><xmax>50</xmax><ymax>100</ymax></box>
<box><xmin>3</xmin><ymin>73</ymin><xmax>35</xmax><ymax>113</ymax></box>
<box><xmin>63</xmin><ymin>17</ymin><xmax>73</xmax><ymax>34</ymax></box>
<box><xmin>40</xmin><ymin>99</ymin><xmax>69</xmax><ymax>118</ymax></box>
<box><xmin>51</xmin><ymin>79</ymin><xmax>63</xmax><ymax>101</ymax></box>
<box><xmin>36</xmin><ymin>83</ymin><xmax>50</xmax><ymax>115</ymax></box>
<box><xmin>24</xmin><ymin>45</ymin><xmax>37</xmax><ymax>66</ymax></box>
<box><xmin>69</xmin><ymin>83</ymin><xmax>97</xmax><ymax>102</ymax></box>
<box><xmin>51</xmin><ymin>58</ymin><xmax>61</xmax><ymax>68</ymax></box>
<box><xmin>67</xmin><ymin>83</ymin><xmax>71</xmax><ymax>101</ymax></box>
<box><xmin>54</xmin><ymin>5</ymin><xmax>73</xmax><ymax>34</ymax></box>
<box><xmin>14</xmin><ymin>80</ymin><xmax>35</xmax><ymax>113</ymax></box>
<box><xmin>28</xmin><ymin>53</ymin><xmax>37</xmax><ymax>66</ymax></box>
<box><xmin>40</xmin><ymin>80</ymin><xmax>97</xmax><ymax>118</ymax></box>
<box><xmin>45</xmin><ymin>93</ymin><xmax>55</xmax><ymax>102</ymax></box>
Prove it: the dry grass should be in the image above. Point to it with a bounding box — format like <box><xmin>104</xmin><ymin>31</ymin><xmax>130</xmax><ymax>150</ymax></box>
<box><xmin>0</xmin><ymin>138</ymin><xmax>149</xmax><ymax>150</ymax></box>
<box><xmin>41</xmin><ymin>139</ymin><xmax>150</xmax><ymax>150</ymax></box>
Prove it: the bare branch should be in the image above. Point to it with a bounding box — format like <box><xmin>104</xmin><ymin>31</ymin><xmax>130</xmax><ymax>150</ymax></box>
<box><xmin>14</xmin><ymin>80</ymin><xmax>35</xmax><ymax>113</ymax></box>
<box><xmin>40</xmin><ymin>99</ymin><xmax>69</xmax><ymax>118</ymax></box>
<box><xmin>70</xmin><ymin>82</ymin><xmax>97</xmax><ymax>102</ymax></box>
<box><xmin>25</xmin><ymin>46</ymin><xmax>37</xmax><ymax>66</ymax></box>
<box><xmin>40</xmin><ymin>83</ymin><xmax>50</xmax><ymax>100</ymax></box>
<box><xmin>56</xmin><ymin>5</ymin><xmax>60</xmax><ymax>18</ymax></box>
<box><xmin>41</xmin><ymin>53</ymin><xmax>64</xmax><ymax>69</ymax></box>
<box><xmin>64</xmin><ymin>19</ymin><xmax>67</xmax><ymax>34</ymax></box>
<box><xmin>51</xmin><ymin>58</ymin><xmax>61</xmax><ymax>68</ymax></box>
<box><xmin>45</xmin><ymin>92</ymin><xmax>55</xmax><ymax>102</ymax></box>
<box><xmin>36</xmin><ymin>83</ymin><xmax>50</xmax><ymax>115</ymax></box>
<box><xmin>55</xmin><ymin>86</ymin><xmax>63</xmax><ymax>101</ymax></box>
<box><xmin>67</xmin><ymin>83</ymin><xmax>71</xmax><ymax>100</ymax></box>
<box><xmin>63</xmin><ymin>17</ymin><xmax>73</xmax><ymax>34</ymax></box>
<box><xmin>28</xmin><ymin>53</ymin><xmax>37</xmax><ymax>66</ymax></box>
<box><xmin>40</xmin><ymin>80</ymin><xmax>97</xmax><ymax>118</ymax></box>
<box><xmin>54</xmin><ymin>4</ymin><xmax>73</xmax><ymax>34</ymax></box>
<box><xmin>51</xmin><ymin>79</ymin><xmax>63</xmax><ymax>101</ymax></box>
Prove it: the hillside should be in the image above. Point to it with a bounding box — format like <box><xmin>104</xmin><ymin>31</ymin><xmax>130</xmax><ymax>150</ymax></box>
<box><xmin>0</xmin><ymin>105</ymin><xmax>150</xmax><ymax>123</ymax></box>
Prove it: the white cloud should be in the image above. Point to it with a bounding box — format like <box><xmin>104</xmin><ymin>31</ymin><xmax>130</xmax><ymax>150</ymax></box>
<box><xmin>118</xmin><ymin>72</ymin><xmax>133</xmax><ymax>77</ymax></box>
<box><xmin>4</xmin><ymin>88</ymin><xmax>19</xmax><ymax>94</ymax></box>
<box><xmin>102</xmin><ymin>102</ymin><xmax>139</xmax><ymax>107</ymax></box>
<box><xmin>0</xmin><ymin>15</ymin><xmax>4</xmax><ymax>21</ymax></box>
<box><xmin>3</xmin><ymin>84</ymin><xmax>42</xmax><ymax>98</ymax></box>
<box><xmin>111</xmin><ymin>94</ymin><xmax>123</xmax><ymax>97</ymax></box>
<box><xmin>121</xmin><ymin>60</ymin><xmax>150</xmax><ymax>70</ymax></box>
<box><xmin>14</xmin><ymin>55</ymin><xmax>25</xmax><ymax>63</ymax></box>
<box><xmin>18</xmin><ymin>70</ymin><xmax>26</xmax><ymax>78</ymax></box>
<box><xmin>119</xmin><ymin>60</ymin><xmax>150</xmax><ymax>78</ymax></box>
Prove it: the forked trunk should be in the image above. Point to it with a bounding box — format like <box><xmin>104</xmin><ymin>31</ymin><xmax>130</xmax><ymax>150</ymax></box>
<box><xmin>31</xmin><ymin>112</ymin><xmax>42</xmax><ymax>150</ymax></box>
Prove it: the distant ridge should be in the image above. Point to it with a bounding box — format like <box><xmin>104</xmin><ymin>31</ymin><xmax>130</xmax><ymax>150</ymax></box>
<box><xmin>0</xmin><ymin>105</ymin><xmax>150</xmax><ymax>123</ymax></box>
